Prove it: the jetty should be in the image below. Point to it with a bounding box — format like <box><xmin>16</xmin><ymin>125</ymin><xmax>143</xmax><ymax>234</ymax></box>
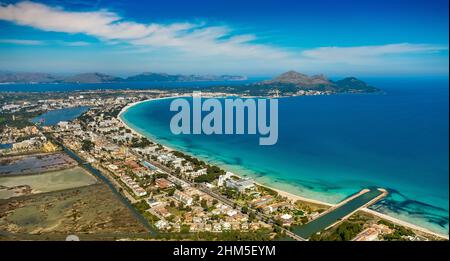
<box><xmin>291</xmin><ymin>188</ymin><xmax>388</xmax><ymax>239</ymax></box>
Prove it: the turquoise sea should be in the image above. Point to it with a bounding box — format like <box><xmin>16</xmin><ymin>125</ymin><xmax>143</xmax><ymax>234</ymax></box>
<box><xmin>121</xmin><ymin>78</ymin><xmax>449</xmax><ymax>236</ymax></box>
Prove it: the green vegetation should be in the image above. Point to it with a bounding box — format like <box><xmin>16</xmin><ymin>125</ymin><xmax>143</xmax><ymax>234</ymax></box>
<box><xmin>378</xmin><ymin>220</ymin><xmax>414</xmax><ymax>241</ymax></box>
<box><xmin>200</xmin><ymin>199</ymin><xmax>208</xmax><ymax>210</ymax></box>
<box><xmin>15</xmin><ymin>134</ymin><xmax>39</xmax><ymax>142</ymax></box>
<box><xmin>166</xmin><ymin>187</ymin><xmax>176</xmax><ymax>196</ymax></box>
<box><xmin>222</xmin><ymin>187</ymin><xmax>238</xmax><ymax>199</ymax></box>
<box><xmin>258</xmin><ymin>185</ymin><xmax>278</xmax><ymax>197</ymax></box>
<box><xmin>308</xmin><ymin>212</ymin><xmax>373</xmax><ymax>241</ymax></box>
<box><xmin>171</xmin><ymin>150</ymin><xmax>206</xmax><ymax>169</ymax></box>
<box><xmin>157</xmin><ymin>228</ymin><xmax>274</xmax><ymax>241</ymax></box>
<box><xmin>295</xmin><ymin>200</ymin><xmax>328</xmax><ymax>213</ymax></box>
<box><xmin>142</xmin><ymin>211</ymin><xmax>160</xmax><ymax>224</ymax></box>
<box><xmin>180</xmin><ymin>224</ymin><xmax>190</xmax><ymax>233</ymax></box>
<box><xmin>310</xmin><ymin>221</ymin><xmax>363</xmax><ymax>241</ymax></box>
<box><xmin>81</xmin><ymin>139</ymin><xmax>94</xmax><ymax>152</ymax></box>
<box><xmin>194</xmin><ymin>172</ymin><xmax>220</xmax><ymax>183</ymax></box>
<box><xmin>132</xmin><ymin>200</ymin><xmax>159</xmax><ymax>225</ymax></box>
<box><xmin>133</xmin><ymin>200</ymin><xmax>150</xmax><ymax>212</ymax></box>
<box><xmin>131</xmin><ymin>137</ymin><xmax>153</xmax><ymax>148</ymax></box>
<box><xmin>0</xmin><ymin>111</ymin><xmax>39</xmax><ymax>129</ymax></box>
<box><xmin>193</xmin><ymin>165</ymin><xmax>225</xmax><ymax>183</ymax></box>
<box><xmin>155</xmin><ymin>173</ymin><xmax>168</xmax><ymax>179</ymax></box>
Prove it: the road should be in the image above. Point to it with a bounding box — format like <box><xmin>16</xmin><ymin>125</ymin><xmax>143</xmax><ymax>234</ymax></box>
<box><xmin>51</xmin><ymin>128</ymin><xmax>306</xmax><ymax>240</ymax></box>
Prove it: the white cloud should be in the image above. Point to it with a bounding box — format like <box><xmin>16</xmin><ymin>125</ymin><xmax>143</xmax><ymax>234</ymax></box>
<box><xmin>0</xmin><ymin>38</ymin><xmax>44</xmax><ymax>45</ymax></box>
<box><xmin>0</xmin><ymin>1</ymin><xmax>448</xmax><ymax>75</ymax></box>
<box><xmin>0</xmin><ymin>38</ymin><xmax>91</xmax><ymax>47</ymax></box>
<box><xmin>0</xmin><ymin>1</ymin><xmax>288</xmax><ymax>60</ymax></box>
<box><xmin>301</xmin><ymin>43</ymin><xmax>448</xmax><ymax>64</ymax></box>
<box><xmin>63</xmin><ymin>41</ymin><xmax>90</xmax><ymax>46</ymax></box>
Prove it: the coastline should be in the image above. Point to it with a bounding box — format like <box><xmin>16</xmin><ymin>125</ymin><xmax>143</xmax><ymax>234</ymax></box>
<box><xmin>117</xmin><ymin>97</ymin><xmax>449</xmax><ymax>240</ymax></box>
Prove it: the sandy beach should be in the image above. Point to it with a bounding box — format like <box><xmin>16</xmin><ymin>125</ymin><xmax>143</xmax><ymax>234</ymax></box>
<box><xmin>117</xmin><ymin>97</ymin><xmax>449</xmax><ymax>240</ymax></box>
<box><xmin>259</xmin><ymin>182</ymin><xmax>334</xmax><ymax>207</ymax></box>
<box><xmin>117</xmin><ymin>95</ymin><xmax>185</xmax><ymax>153</ymax></box>
<box><xmin>362</xmin><ymin>208</ymin><xmax>449</xmax><ymax>240</ymax></box>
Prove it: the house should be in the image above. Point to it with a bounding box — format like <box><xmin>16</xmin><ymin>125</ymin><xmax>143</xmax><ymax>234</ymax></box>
<box><xmin>195</xmin><ymin>168</ymin><xmax>207</xmax><ymax>176</ymax></box>
<box><xmin>280</xmin><ymin>213</ymin><xmax>293</xmax><ymax>226</ymax></box>
<box><xmin>184</xmin><ymin>213</ymin><xmax>193</xmax><ymax>223</ymax></box>
<box><xmin>108</xmin><ymin>164</ymin><xmax>119</xmax><ymax>172</ymax></box>
<box><xmin>353</xmin><ymin>227</ymin><xmax>379</xmax><ymax>241</ymax></box>
<box><xmin>147</xmin><ymin>198</ymin><xmax>161</xmax><ymax>207</ymax></box>
<box><xmin>120</xmin><ymin>175</ymin><xmax>147</xmax><ymax>197</ymax></box>
<box><xmin>226</xmin><ymin>209</ymin><xmax>238</xmax><ymax>217</ymax></box>
<box><xmin>174</xmin><ymin>190</ymin><xmax>193</xmax><ymax>206</ymax></box>
<box><xmin>241</xmin><ymin>223</ymin><xmax>249</xmax><ymax>230</ymax></box>
<box><xmin>155</xmin><ymin>178</ymin><xmax>174</xmax><ymax>189</ymax></box>
<box><xmin>153</xmin><ymin>206</ymin><xmax>172</xmax><ymax>218</ymax></box>
<box><xmin>204</xmin><ymin>224</ymin><xmax>212</xmax><ymax>232</ymax></box>
<box><xmin>134</xmin><ymin>187</ymin><xmax>147</xmax><ymax>197</ymax></box>
<box><xmin>251</xmin><ymin>195</ymin><xmax>274</xmax><ymax>207</ymax></box>
<box><xmin>222</xmin><ymin>222</ymin><xmax>231</xmax><ymax>231</ymax></box>
<box><xmin>155</xmin><ymin>220</ymin><xmax>169</xmax><ymax>230</ymax></box>
<box><xmin>57</xmin><ymin>121</ymin><xmax>69</xmax><ymax>130</ymax></box>
<box><xmin>263</xmin><ymin>202</ymin><xmax>293</xmax><ymax>214</ymax></box>
<box><xmin>213</xmin><ymin>223</ymin><xmax>222</xmax><ymax>232</ymax></box>
<box><xmin>193</xmin><ymin>217</ymin><xmax>202</xmax><ymax>223</ymax></box>
<box><xmin>168</xmin><ymin>175</ymin><xmax>190</xmax><ymax>188</ymax></box>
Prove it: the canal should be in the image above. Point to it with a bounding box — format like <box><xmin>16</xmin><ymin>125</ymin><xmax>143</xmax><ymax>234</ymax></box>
<box><xmin>62</xmin><ymin>146</ymin><xmax>159</xmax><ymax>237</ymax></box>
<box><xmin>291</xmin><ymin>189</ymin><xmax>384</xmax><ymax>239</ymax></box>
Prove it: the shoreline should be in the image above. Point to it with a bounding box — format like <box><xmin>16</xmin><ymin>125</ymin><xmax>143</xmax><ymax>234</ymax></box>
<box><xmin>117</xmin><ymin>97</ymin><xmax>449</xmax><ymax>240</ymax></box>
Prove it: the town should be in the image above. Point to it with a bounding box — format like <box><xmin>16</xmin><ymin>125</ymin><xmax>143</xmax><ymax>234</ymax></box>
<box><xmin>0</xmin><ymin>90</ymin><xmax>445</xmax><ymax>241</ymax></box>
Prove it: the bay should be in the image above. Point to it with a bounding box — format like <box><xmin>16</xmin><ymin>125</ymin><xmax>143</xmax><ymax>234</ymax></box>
<box><xmin>121</xmin><ymin>78</ymin><xmax>449</xmax><ymax>235</ymax></box>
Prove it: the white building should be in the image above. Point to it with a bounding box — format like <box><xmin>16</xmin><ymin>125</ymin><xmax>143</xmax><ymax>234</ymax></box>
<box><xmin>57</xmin><ymin>121</ymin><xmax>70</xmax><ymax>130</ymax></box>
<box><xmin>174</xmin><ymin>190</ymin><xmax>193</xmax><ymax>206</ymax></box>
<box><xmin>155</xmin><ymin>220</ymin><xmax>169</xmax><ymax>230</ymax></box>
<box><xmin>218</xmin><ymin>171</ymin><xmax>234</xmax><ymax>187</ymax></box>
<box><xmin>225</xmin><ymin>177</ymin><xmax>255</xmax><ymax>192</ymax></box>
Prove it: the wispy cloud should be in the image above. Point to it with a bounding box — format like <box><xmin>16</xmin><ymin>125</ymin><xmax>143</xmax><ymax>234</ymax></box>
<box><xmin>62</xmin><ymin>41</ymin><xmax>90</xmax><ymax>46</ymax></box>
<box><xmin>0</xmin><ymin>1</ymin><xmax>290</xmax><ymax>59</ymax></box>
<box><xmin>0</xmin><ymin>1</ymin><xmax>448</xmax><ymax>75</ymax></box>
<box><xmin>0</xmin><ymin>38</ymin><xmax>91</xmax><ymax>47</ymax></box>
<box><xmin>0</xmin><ymin>38</ymin><xmax>44</xmax><ymax>45</ymax></box>
<box><xmin>301</xmin><ymin>43</ymin><xmax>449</xmax><ymax>64</ymax></box>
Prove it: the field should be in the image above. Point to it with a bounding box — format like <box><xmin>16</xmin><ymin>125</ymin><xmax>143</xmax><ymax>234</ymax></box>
<box><xmin>0</xmin><ymin>166</ymin><xmax>98</xmax><ymax>199</ymax></box>
<box><xmin>0</xmin><ymin>184</ymin><xmax>148</xmax><ymax>240</ymax></box>
<box><xmin>0</xmin><ymin>152</ymin><xmax>77</xmax><ymax>176</ymax></box>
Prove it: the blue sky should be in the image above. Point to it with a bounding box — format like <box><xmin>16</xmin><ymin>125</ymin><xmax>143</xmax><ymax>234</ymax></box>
<box><xmin>0</xmin><ymin>0</ymin><xmax>448</xmax><ymax>77</ymax></box>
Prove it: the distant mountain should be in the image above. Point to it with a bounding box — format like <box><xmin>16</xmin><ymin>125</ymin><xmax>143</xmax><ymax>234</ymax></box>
<box><xmin>263</xmin><ymin>70</ymin><xmax>332</xmax><ymax>86</ymax></box>
<box><xmin>62</xmin><ymin>73</ymin><xmax>123</xmax><ymax>84</ymax></box>
<box><xmin>0</xmin><ymin>72</ymin><xmax>61</xmax><ymax>83</ymax></box>
<box><xmin>253</xmin><ymin>70</ymin><xmax>379</xmax><ymax>93</ymax></box>
<box><xmin>334</xmin><ymin>77</ymin><xmax>376</xmax><ymax>91</ymax></box>
<box><xmin>125</xmin><ymin>72</ymin><xmax>247</xmax><ymax>82</ymax></box>
<box><xmin>0</xmin><ymin>71</ymin><xmax>247</xmax><ymax>84</ymax></box>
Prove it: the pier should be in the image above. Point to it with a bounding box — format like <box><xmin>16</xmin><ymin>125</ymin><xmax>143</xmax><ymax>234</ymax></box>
<box><xmin>291</xmin><ymin>188</ymin><xmax>387</xmax><ymax>239</ymax></box>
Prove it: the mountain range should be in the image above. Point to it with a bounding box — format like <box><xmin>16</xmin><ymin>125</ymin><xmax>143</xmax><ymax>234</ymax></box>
<box><xmin>0</xmin><ymin>72</ymin><xmax>247</xmax><ymax>84</ymax></box>
<box><xmin>0</xmin><ymin>70</ymin><xmax>378</xmax><ymax>95</ymax></box>
<box><xmin>252</xmin><ymin>70</ymin><xmax>379</xmax><ymax>93</ymax></box>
